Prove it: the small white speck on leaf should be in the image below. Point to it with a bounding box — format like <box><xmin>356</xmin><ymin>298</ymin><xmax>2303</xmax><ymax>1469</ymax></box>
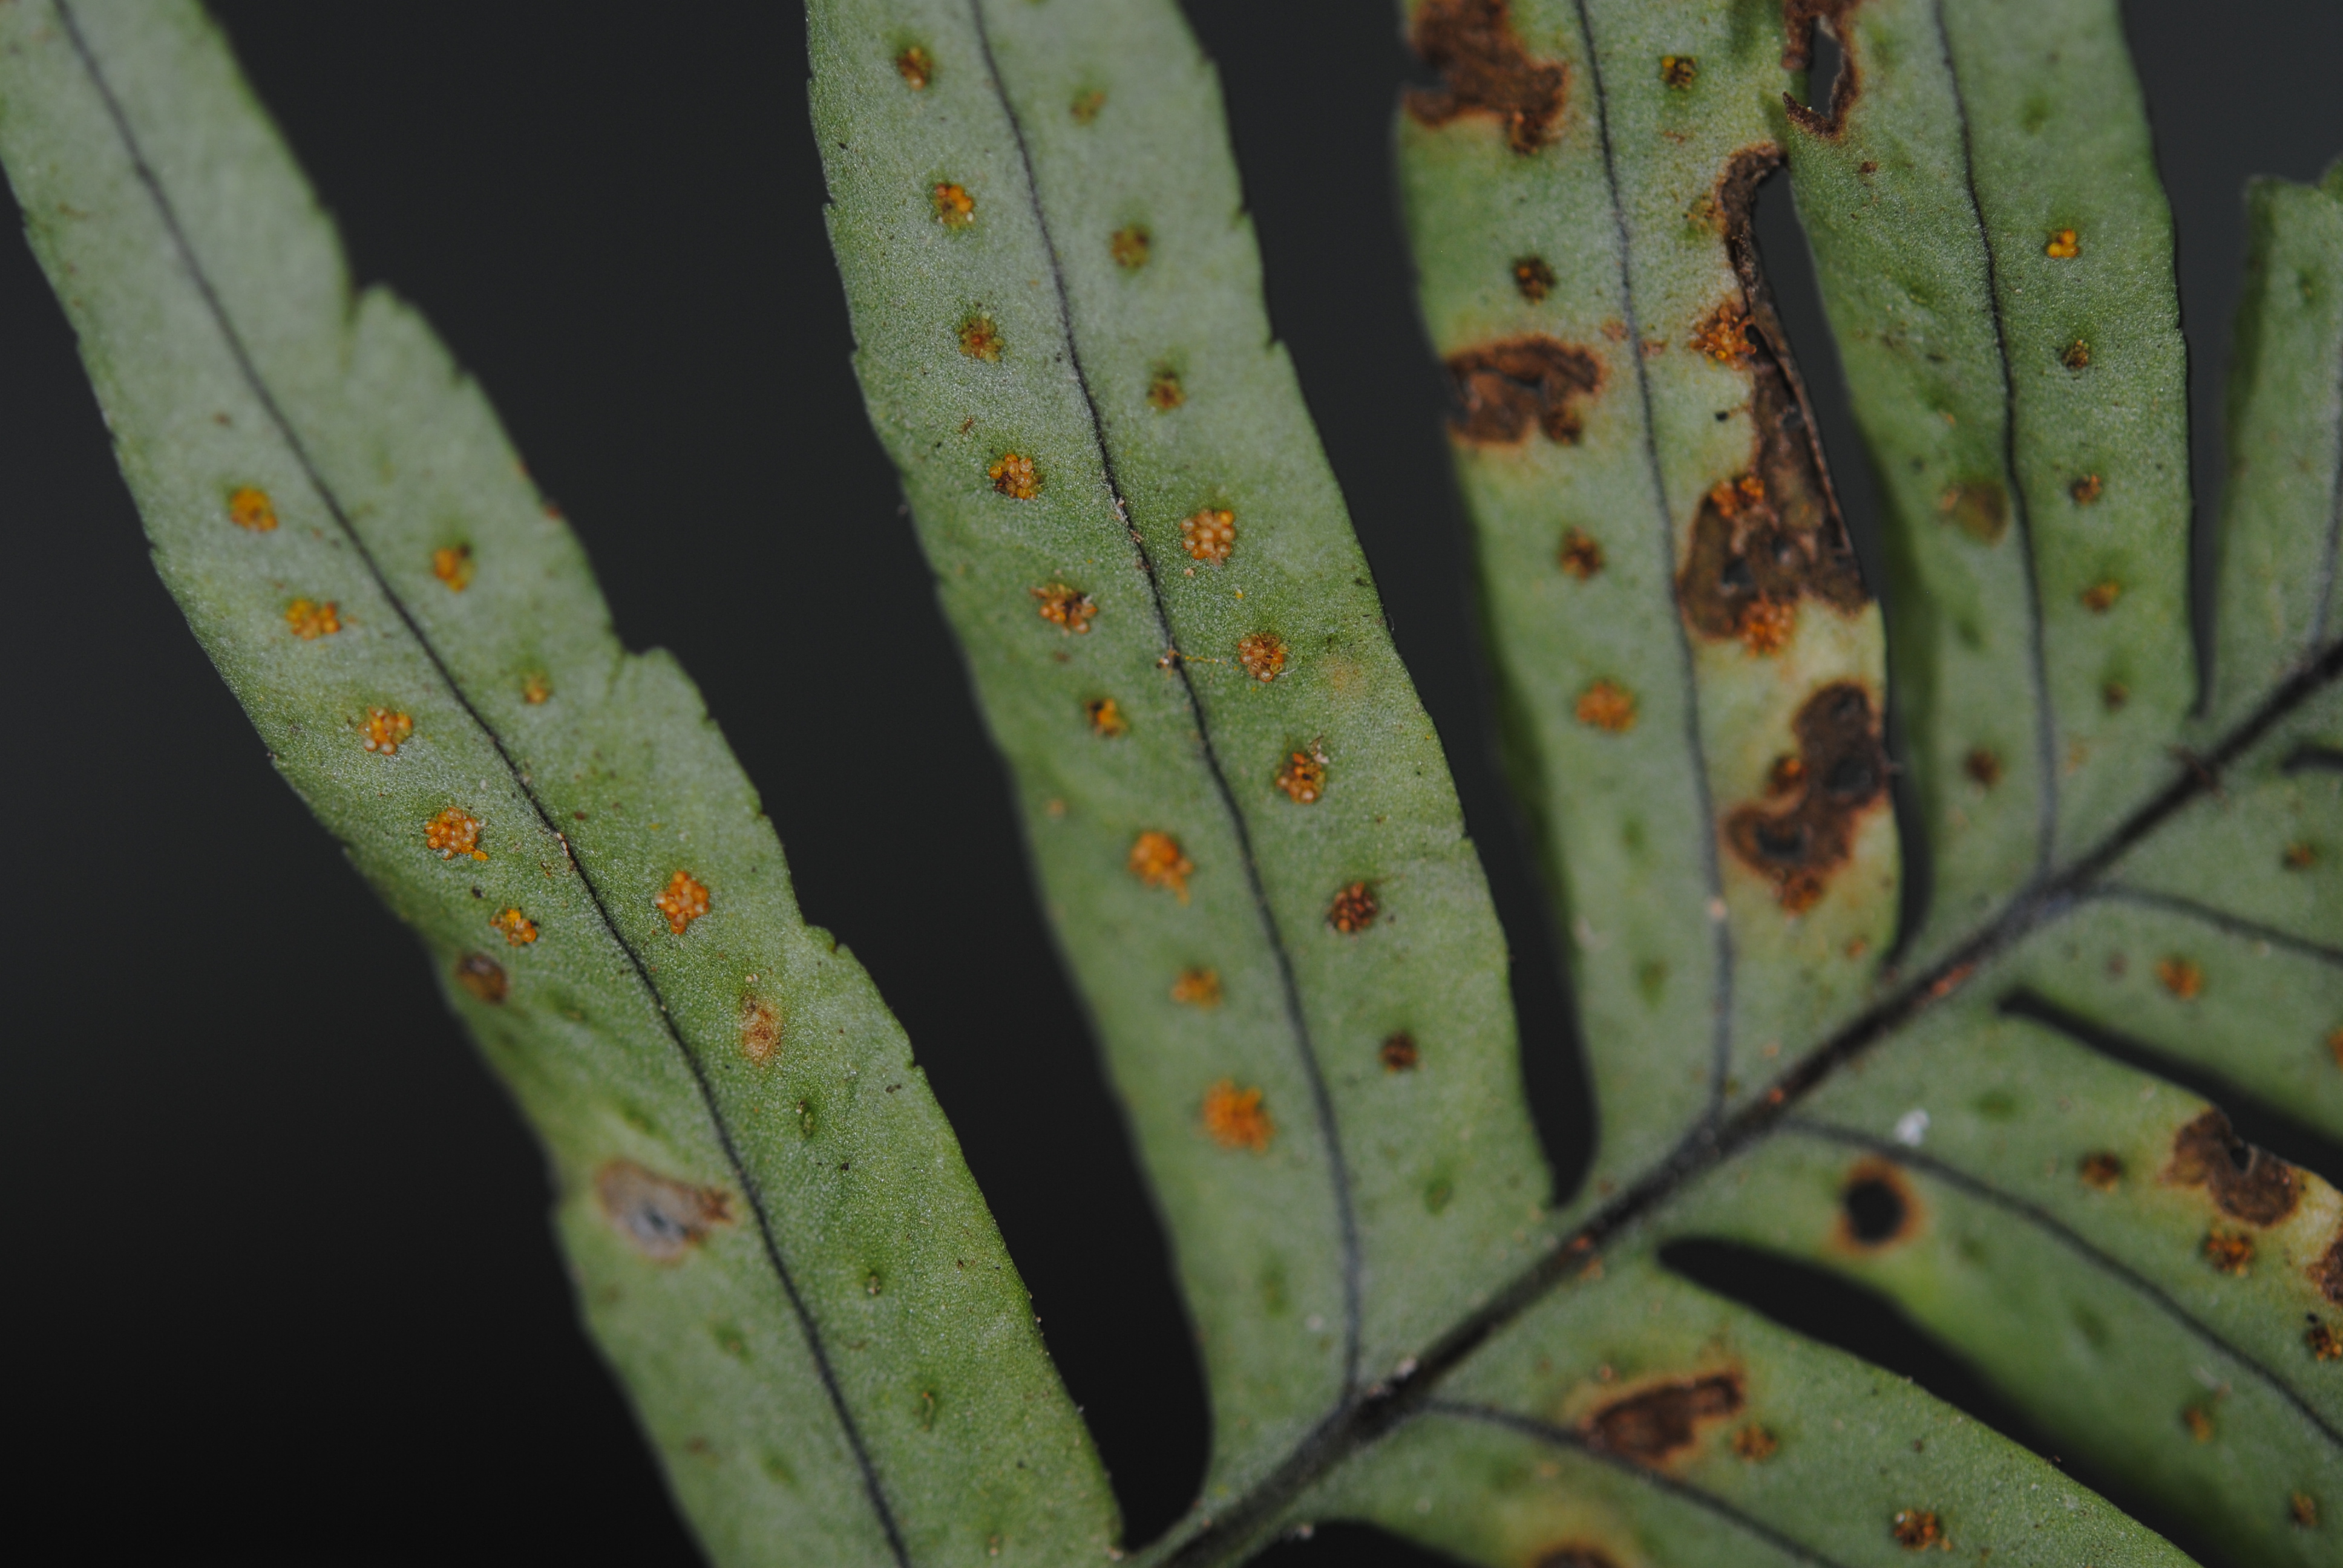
<box><xmin>1893</xmin><ymin>1108</ymin><xmax>1930</xmax><ymax>1147</ymax></box>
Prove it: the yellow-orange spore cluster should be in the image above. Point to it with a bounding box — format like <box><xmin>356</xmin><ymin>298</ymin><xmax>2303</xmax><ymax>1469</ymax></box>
<box><xmin>2203</xmin><ymin>1227</ymin><xmax>2253</xmax><ymax>1276</ymax></box>
<box><xmin>1147</xmin><ymin>367</ymin><xmax>1185</xmax><ymax>410</ymax></box>
<box><xmin>1575</xmin><ymin>679</ymin><xmax>1637</xmax><ymax>733</ymax></box>
<box><xmin>432</xmin><ymin>544</ymin><xmax>474</xmax><ymax>591</ymax></box>
<box><xmin>1275</xmin><ymin>748</ymin><xmax>1326</xmax><ymax>804</ymax></box>
<box><xmin>657</xmin><ymin>870</ymin><xmax>712</xmax><ymax>934</ymax></box>
<box><xmin>2078</xmin><ymin>1151</ymin><xmax>2123</xmax><ymax>1191</ymax></box>
<box><xmin>1170</xmin><ymin>967</ymin><xmax>1222</xmax><ymax>1007</ymax></box>
<box><xmin>2309</xmin><ymin>1321</ymin><xmax>2342</xmax><ymax>1362</ymax></box>
<box><xmin>958</xmin><ymin>315</ymin><xmax>1003</xmax><ymax>361</ymax></box>
<box><xmin>427</xmin><ymin>808</ymin><xmax>487</xmax><ymax>861</ymax></box>
<box><xmin>2155</xmin><ymin>956</ymin><xmax>2203</xmax><ymax>999</ymax></box>
<box><xmin>1110</xmin><ymin>224</ymin><xmax>1151</xmax><ymax>269</ymax></box>
<box><xmin>1379</xmin><ymin>1032</ymin><xmax>1419</xmax><ymax>1072</ymax></box>
<box><xmin>1889</xmin><ymin>1509</ymin><xmax>1942</xmax><ymax>1549</ymax></box>
<box><xmin>228</xmin><ymin>485</ymin><xmax>278</xmax><ymax>532</ymax></box>
<box><xmin>1558</xmin><ymin>528</ymin><xmax>1604</xmax><ymax>580</ymax></box>
<box><xmin>1180</xmin><ymin>508</ymin><xmax>1236</xmax><ymax>563</ymax></box>
<box><xmin>1738</xmin><ymin>596</ymin><xmax>1795</xmax><ymax>656</ymax></box>
<box><xmin>2081</xmin><ymin>580</ymin><xmax>2122</xmax><ymax>613</ymax></box>
<box><xmin>491</xmin><ymin>906</ymin><xmax>538</xmax><ymax>945</ymax></box>
<box><xmin>932</xmin><ymin>182</ymin><xmax>975</xmax><ymax>226</ymax></box>
<box><xmin>1237</xmin><ymin>632</ymin><xmax>1286</xmax><ymax>682</ymax></box>
<box><xmin>1129</xmin><ymin>831</ymin><xmax>1194</xmax><ymax>901</ymax></box>
<box><xmin>1708</xmin><ymin>472</ymin><xmax>1767</xmax><ymax>517</ymax></box>
<box><xmin>1032</xmin><ymin>583</ymin><xmax>1097</xmax><ymax>634</ymax></box>
<box><xmin>1084</xmin><ymin>696</ymin><xmax>1129</xmax><ymax>736</ymax></box>
<box><xmin>522</xmin><ymin>672</ymin><xmax>552</xmax><ymax>704</ymax></box>
<box><xmin>1731</xmin><ymin>1423</ymin><xmax>1778</xmax><ymax>1462</ymax></box>
<box><xmin>1512</xmin><ymin>255</ymin><xmax>1556</xmax><ymax>302</ymax></box>
<box><xmin>362</xmin><ymin>707</ymin><xmax>414</xmax><ymax>755</ymax></box>
<box><xmin>1201</xmin><ymin>1079</ymin><xmax>1273</xmax><ymax>1151</ymax></box>
<box><xmin>1689</xmin><ymin>302</ymin><xmax>1754</xmax><ymax>364</ymax></box>
<box><xmin>894</xmin><ymin>44</ymin><xmax>932</xmax><ymax>88</ymax></box>
<box><xmin>989</xmin><ymin>452</ymin><xmax>1039</xmax><ymax>500</ymax></box>
<box><xmin>1070</xmin><ymin>89</ymin><xmax>1106</xmax><ymax>124</ymax></box>
<box><xmin>2045</xmin><ymin>227</ymin><xmax>2080</xmax><ymax>259</ymax></box>
<box><xmin>1327</xmin><ymin>880</ymin><xmax>1379</xmax><ymax>933</ymax></box>
<box><xmin>2061</xmin><ymin>339</ymin><xmax>2092</xmax><ymax>371</ymax></box>
<box><xmin>286</xmin><ymin>598</ymin><xmax>341</xmax><ymax>639</ymax></box>
<box><xmin>2183</xmin><ymin>1405</ymin><xmax>2215</xmax><ymax>1442</ymax></box>
<box><xmin>1660</xmin><ymin>54</ymin><xmax>1699</xmax><ymax>88</ymax></box>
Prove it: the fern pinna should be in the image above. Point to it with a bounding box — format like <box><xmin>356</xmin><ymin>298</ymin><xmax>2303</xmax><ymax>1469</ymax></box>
<box><xmin>2</xmin><ymin>0</ymin><xmax>2336</xmax><ymax>1563</ymax></box>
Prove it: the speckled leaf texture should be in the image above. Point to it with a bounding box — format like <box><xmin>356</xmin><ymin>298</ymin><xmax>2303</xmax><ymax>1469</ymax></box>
<box><xmin>10</xmin><ymin>0</ymin><xmax>2342</xmax><ymax>1562</ymax></box>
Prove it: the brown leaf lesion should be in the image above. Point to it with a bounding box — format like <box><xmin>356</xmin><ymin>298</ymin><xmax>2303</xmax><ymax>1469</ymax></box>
<box><xmin>1444</xmin><ymin>336</ymin><xmax>1604</xmax><ymax>445</ymax></box>
<box><xmin>1406</xmin><ymin>0</ymin><xmax>1567</xmax><ymax>155</ymax></box>
<box><xmin>1723</xmin><ymin>682</ymin><xmax>1888</xmax><ymax>912</ymax></box>
<box><xmin>1583</xmin><ymin>1371</ymin><xmax>1746</xmax><ymax>1466</ymax></box>
<box><xmin>1780</xmin><ymin>0</ymin><xmax>1864</xmax><ymax>137</ymax></box>
<box><xmin>595</xmin><ymin>1160</ymin><xmax>733</xmax><ymax>1263</ymax></box>
<box><xmin>2162</xmin><ymin>1109</ymin><xmax>2302</xmax><ymax>1227</ymax></box>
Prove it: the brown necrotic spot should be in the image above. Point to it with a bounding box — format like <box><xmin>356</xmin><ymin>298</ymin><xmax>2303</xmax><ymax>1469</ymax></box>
<box><xmin>894</xmin><ymin>44</ymin><xmax>932</xmax><ymax>89</ymax></box>
<box><xmin>2316</xmin><ymin>1236</ymin><xmax>2343</xmax><ymax>1305</ymax></box>
<box><xmin>1513</xmin><ymin>255</ymin><xmax>1556</xmax><ymax>301</ymax></box>
<box><xmin>1406</xmin><ymin>0</ymin><xmax>1566</xmax><ymax>154</ymax></box>
<box><xmin>1110</xmin><ymin>224</ymin><xmax>1151</xmax><ymax>270</ymax></box>
<box><xmin>595</xmin><ymin>1160</ymin><xmax>731</xmax><ymax>1262</ymax></box>
<box><xmin>1327</xmin><ymin>881</ymin><xmax>1380</xmax><ymax>933</ymax></box>
<box><xmin>1963</xmin><ymin>747</ymin><xmax>2001</xmax><ymax>787</ymax></box>
<box><xmin>1781</xmin><ymin>1</ymin><xmax>1863</xmax><ymax>136</ymax></box>
<box><xmin>1938</xmin><ymin>480</ymin><xmax>2010</xmax><ymax>543</ymax></box>
<box><xmin>1723</xmin><ymin>682</ymin><xmax>1887</xmax><ymax>912</ymax></box>
<box><xmin>1380</xmin><ymin>1031</ymin><xmax>1420</xmax><ymax>1072</ymax></box>
<box><xmin>1838</xmin><ymin>1158</ymin><xmax>1918</xmax><ymax>1248</ymax></box>
<box><xmin>453</xmin><ymin>952</ymin><xmax>507</xmax><ymax>1004</ymax></box>
<box><xmin>1444</xmin><ymin>336</ymin><xmax>1602</xmax><ymax>445</ymax></box>
<box><xmin>1147</xmin><ymin>365</ymin><xmax>1184</xmax><ymax>410</ymax></box>
<box><xmin>1558</xmin><ymin>528</ymin><xmax>1604</xmax><ymax>579</ymax></box>
<box><xmin>2079</xmin><ymin>1151</ymin><xmax>2123</xmax><ymax>1191</ymax></box>
<box><xmin>740</xmin><ymin>997</ymin><xmax>781</xmax><ymax>1064</ymax></box>
<box><xmin>957</xmin><ymin>314</ymin><xmax>1002</xmax><ymax>361</ymax></box>
<box><xmin>1889</xmin><ymin>1509</ymin><xmax>1943</xmax><ymax>1550</ymax></box>
<box><xmin>2163</xmin><ymin>1109</ymin><xmax>2301</xmax><ymax>1226</ymax></box>
<box><xmin>1584</xmin><ymin>1371</ymin><xmax>1745</xmax><ymax>1465</ymax></box>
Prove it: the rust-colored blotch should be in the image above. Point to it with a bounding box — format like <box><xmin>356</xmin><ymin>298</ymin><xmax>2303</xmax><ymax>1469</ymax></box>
<box><xmin>1890</xmin><ymin>1508</ymin><xmax>1944</xmax><ymax>1549</ymax></box>
<box><xmin>1513</xmin><ymin>254</ymin><xmax>1556</xmax><ymax>302</ymax></box>
<box><xmin>1110</xmin><ymin>224</ymin><xmax>1151</xmax><ymax>270</ymax></box>
<box><xmin>2082</xmin><ymin>579</ymin><xmax>2122</xmax><ymax>613</ymax></box>
<box><xmin>1276</xmin><ymin>748</ymin><xmax>1326</xmax><ymax>804</ymax></box>
<box><xmin>1558</xmin><ymin>527</ymin><xmax>1603</xmax><ymax>580</ymax></box>
<box><xmin>1327</xmin><ymin>880</ymin><xmax>1379</xmax><ymax>934</ymax></box>
<box><xmin>1084</xmin><ymin>696</ymin><xmax>1129</xmax><ymax>737</ymax></box>
<box><xmin>1380</xmin><ymin>1031</ymin><xmax>1420</xmax><ymax>1073</ymax></box>
<box><xmin>2307</xmin><ymin>1321</ymin><xmax>2342</xmax><ymax>1362</ymax></box>
<box><xmin>228</xmin><ymin>485</ymin><xmax>278</xmax><ymax>532</ymax></box>
<box><xmin>657</xmin><ymin>870</ymin><xmax>712</xmax><ymax>935</ymax></box>
<box><xmin>989</xmin><ymin>451</ymin><xmax>1039</xmax><ymax>500</ymax></box>
<box><xmin>596</xmin><ymin>1158</ymin><xmax>731</xmax><ymax>1262</ymax></box>
<box><xmin>491</xmin><ymin>906</ymin><xmax>538</xmax><ymax>946</ymax></box>
<box><xmin>2293</xmin><ymin>1492</ymin><xmax>2321</xmax><ymax>1527</ymax></box>
<box><xmin>1202</xmin><ymin>1079</ymin><xmax>1273</xmax><ymax>1151</ymax></box>
<box><xmin>2183</xmin><ymin>1405</ymin><xmax>2215</xmax><ymax>1442</ymax></box>
<box><xmin>1575</xmin><ymin>679</ymin><xmax>1636</xmax><ymax>733</ymax></box>
<box><xmin>522</xmin><ymin>672</ymin><xmax>552</xmax><ymax>705</ymax></box>
<box><xmin>427</xmin><ymin>808</ymin><xmax>487</xmax><ymax>862</ymax></box>
<box><xmin>958</xmin><ymin>315</ymin><xmax>1002</xmax><ymax>361</ymax></box>
<box><xmin>1584</xmin><ymin>1371</ymin><xmax>1743</xmax><ymax>1466</ymax></box>
<box><xmin>286</xmin><ymin>598</ymin><xmax>341</xmax><ymax>639</ymax></box>
<box><xmin>2283</xmin><ymin>841</ymin><xmax>2317</xmax><ymax>870</ymax></box>
<box><xmin>1147</xmin><ymin>367</ymin><xmax>1184</xmax><ymax>410</ymax></box>
<box><xmin>1731</xmin><ymin>1423</ymin><xmax>1777</xmax><ymax>1462</ymax></box>
<box><xmin>362</xmin><ymin>707</ymin><xmax>413</xmax><ymax>756</ymax></box>
<box><xmin>2204</xmin><ymin>1227</ymin><xmax>2255</xmax><ymax>1276</ymax></box>
<box><xmin>1170</xmin><ymin>967</ymin><xmax>1222</xmax><ymax>1007</ymax></box>
<box><xmin>1237</xmin><ymin>632</ymin><xmax>1286</xmax><ymax>682</ymax></box>
<box><xmin>1070</xmin><ymin>88</ymin><xmax>1106</xmax><ymax>124</ymax></box>
<box><xmin>1181</xmin><ymin>507</ymin><xmax>1235</xmax><ymax>563</ymax></box>
<box><xmin>2061</xmin><ymin>339</ymin><xmax>2092</xmax><ymax>371</ymax></box>
<box><xmin>2078</xmin><ymin>1151</ymin><xmax>2123</xmax><ymax>1192</ymax></box>
<box><xmin>932</xmin><ymin>182</ymin><xmax>975</xmax><ymax>226</ymax></box>
<box><xmin>1660</xmin><ymin>53</ymin><xmax>1698</xmax><ymax>87</ymax></box>
<box><xmin>1406</xmin><ymin>0</ymin><xmax>1567</xmax><ymax>154</ymax></box>
<box><xmin>432</xmin><ymin>544</ymin><xmax>474</xmax><ymax>592</ymax></box>
<box><xmin>740</xmin><ymin>997</ymin><xmax>782</xmax><ymax>1063</ymax></box>
<box><xmin>1129</xmin><ymin>831</ymin><xmax>1194</xmax><ymax>902</ymax></box>
<box><xmin>2155</xmin><ymin>956</ymin><xmax>2203</xmax><ymax>999</ymax></box>
<box><xmin>2045</xmin><ymin>227</ymin><xmax>2080</xmax><ymax>259</ymax></box>
<box><xmin>1033</xmin><ymin>583</ymin><xmax>1097</xmax><ymax>635</ymax></box>
<box><xmin>454</xmin><ymin>952</ymin><xmax>508</xmax><ymax>1003</ymax></box>
<box><xmin>1964</xmin><ymin>747</ymin><xmax>2002</xmax><ymax>788</ymax></box>
<box><xmin>2071</xmin><ymin>474</ymin><xmax>2104</xmax><ymax>505</ymax></box>
<box><xmin>894</xmin><ymin>44</ymin><xmax>932</xmax><ymax>89</ymax></box>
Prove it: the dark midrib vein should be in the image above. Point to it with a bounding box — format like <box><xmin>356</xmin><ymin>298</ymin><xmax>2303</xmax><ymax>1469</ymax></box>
<box><xmin>960</xmin><ymin>0</ymin><xmax>1364</xmax><ymax>1392</ymax></box>
<box><xmin>1159</xmin><ymin>638</ymin><xmax>2343</xmax><ymax>1566</ymax></box>
<box><xmin>1933</xmin><ymin>3</ymin><xmax>2060</xmax><ymax>883</ymax></box>
<box><xmin>1420</xmin><ymin>1403</ymin><xmax>1858</xmax><ymax>1568</ymax></box>
<box><xmin>2092</xmin><ymin>884</ymin><xmax>2343</xmax><ymax>968</ymax></box>
<box><xmin>48</xmin><ymin>10</ymin><xmax>912</xmax><ymax>1561</ymax></box>
<box><xmin>1571</xmin><ymin>0</ymin><xmax>1737</xmax><ymax>1120</ymax></box>
<box><xmin>1788</xmin><ymin>1119</ymin><xmax>2343</xmax><ymax>1447</ymax></box>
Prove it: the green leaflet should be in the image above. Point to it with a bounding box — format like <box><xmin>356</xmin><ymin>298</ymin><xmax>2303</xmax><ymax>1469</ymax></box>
<box><xmin>811</xmin><ymin>0</ymin><xmax>1550</xmax><ymax>1506</ymax></box>
<box><xmin>0</xmin><ymin>2</ymin><xmax>1113</xmax><ymax>1562</ymax></box>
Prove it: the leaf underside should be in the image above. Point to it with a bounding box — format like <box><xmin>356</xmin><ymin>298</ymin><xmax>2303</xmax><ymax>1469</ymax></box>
<box><xmin>8</xmin><ymin>0</ymin><xmax>2341</xmax><ymax>1564</ymax></box>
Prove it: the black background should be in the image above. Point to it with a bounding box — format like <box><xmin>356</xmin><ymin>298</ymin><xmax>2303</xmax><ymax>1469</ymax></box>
<box><xmin>3</xmin><ymin>3</ymin><xmax>2335</xmax><ymax>1563</ymax></box>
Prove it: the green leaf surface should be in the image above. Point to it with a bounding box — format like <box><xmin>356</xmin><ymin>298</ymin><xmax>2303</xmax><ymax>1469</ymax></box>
<box><xmin>0</xmin><ymin>2</ymin><xmax>1112</xmax><ymax>1561</ymax></box>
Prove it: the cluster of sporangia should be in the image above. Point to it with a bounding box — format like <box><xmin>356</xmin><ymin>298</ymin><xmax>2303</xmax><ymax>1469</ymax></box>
<box><xmin>898</xmin><ymin>41</ymin><xmax>1413</xmax><ymax>1157</ymax></box>
<box><xmin>228</xmin><ymin>483</ymin><xmax>712</xmax><ymax>1007</ymax></box>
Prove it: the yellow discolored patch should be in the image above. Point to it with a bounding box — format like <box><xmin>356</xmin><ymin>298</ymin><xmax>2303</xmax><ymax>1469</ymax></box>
<box><xmin>2071</xmin><ymin>474</ymin><xmax>2103</xmax><ymax>504</ymax></box>
<box><xmin>1660</xmin><ymin>54</ymin><xmax>1699</xmax><ymax>88</ymax></box>
<box><xmin>1110</xmin><ymin>224</ymin><xmax>1151</xmax><ymax>269</ymax></box>
<box><xmin>1731</xmin><ymin>1423</ymin><xmax>1778</xmax><ymax>1462</ymax></box>
<box><xmin>228</xmin><ymin>485</ymin><xmax>278</xmax><ymax>532</ymax></box>
<box><xmin>1327</xmin><ymin>880</ymin><xmax>1379</xmax><ymax>933</ymax></box>
<box><xmin>1513</xmin><ymin>254</ymin><xmax>1556</xmax><ymax>302</ymax></box>
<box><xmin>740</xmin><ymin>997</ymin><xmax>782</xmax><ymax>1063</ymax></box>
<box><xmin>958</xmin><ymin>315</ymin><xmax>1003</xmax><ymax>361</ymax></box>
<box><xmin>286</xmin><ymin>598</ymin><xmax>341</xmax><ymax>638</ymax></box>
<box><xmin>2204</xmin><ymin>1227</ymin><xmax>2254</xmax><ymax>1275</ymax></box>
<box><xmin>894</xmin><ymin>44</ymin><xmax>932</xmax><ymax>88</ymax></box>
<box><xmin>427</xmin><ymin>808</ymin><xmax>487</xmax><ymax>861</ymax></box>
<box><xmin>1180</xmin><ymin>507</ymin><xmax>1236</xmax><ymax>563</ymax></box>
<box><xmin>1170</xmin><ymin>967</ymin><xmax>1222</xmax><ymax>1007</ymax></box>
<box><xmin>932</xmin><ymin>182</ymin><xmax>975</xmax><ymax>226</ymax></box>
<box><xmin>1575</xmin><ymin>679</ymin><xmax>1637</xmax><ymax>733</ymax></box>
<box><xmin>1032</xmin><ymin>583</ymin><xmax>1097</xmax><ymax>635</ymax></box>
<box><xmin>1147</xmin><ymin>366</ymin><xmax>1185</xmax><ymax>410</ymax></box>
<box><xmin>657</xmin><ymin>870</ymin><xmax>712</xmax><ymax>935</ymax></box>
<box><xmin>522</xmin><ymin>672</ymin><xmax>552</xmax><ymax>704</ymax></box>
<box><xmin>2155</xmin><ymin>956</ymin><xmax>2203</xmax><ymax>999</ymax></box>
<box><xmin>1890</xmin><ymin>1509</ymin><xmax>1944</xmax><ymax>1549</ymax></box>
<box><xmin>1070</xmin><ymin>88</ymin><xmax>1106</xmax><ymax>123</ymax></box>
<box><xmin>1201</xmin><ymin>1079</ymin><xmax>1273</xmax><ymax>1151</ymax></box>
<box><xmin>432</xmin><ymin>544</ymin><xmax>474</xmax><ymax>591</ymax></box>
<box><xmin>988</xmin><ymin>451</ymin><xmax>1039</xmax><ymax>499</ymax></box>
<box><xmin>1275</xmin><ymin>746</ymin><xmax>1327</xmax><ymax>805</ymax></box>
<box><xmin>1129</xmin><ymin>831</ymin><xmax>1194</xmax><ymax>901</ymax></box>
<box><xmin>1084</xmin><ymin>696</ymin><xmax>1128</xmax><ymax>737</ymax></box>
<box><xmin>1237</xmin><ymin>632</ymin><xmax>1286</xmax><ymax>682</ymax></box>
<box><xmin>1558</xmin><ymin>528</ymin><xmax>1604</xmax><ymax>580</ymax></box>
<box><xmin>491</xmin><ymin>906</ymin><xmax>538</xmax><ymax>945</ymax></box>
<box><xmin>362</xmin><ymin>707</ymin><xmax>413</xmax><ymax>756</ymax></box>
<box><xmin>2045</xmin><ymin>228</ymin><xmax>2080</xmax><ymax>259</ymax></box>
<box><xmin>2079</xmin><ymin>1151</ymin><xmax>2123</xmax><ymax>1191</ymax></box>
<box><xmin>2081</xmin><ymin>580</ymin><xmax>2122</xmax><ymax>613</ymax></box>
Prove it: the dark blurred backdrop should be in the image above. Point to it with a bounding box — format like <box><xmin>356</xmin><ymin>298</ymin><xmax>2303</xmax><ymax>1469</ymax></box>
<box><xmin>2</xmin><ymin>2</ymin><xmax>2333</xmax><ymax>1563</ymax></box>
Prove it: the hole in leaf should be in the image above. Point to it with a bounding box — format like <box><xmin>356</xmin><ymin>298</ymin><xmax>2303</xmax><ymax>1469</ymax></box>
<box><xmin>1843</xmin><ymin>1171</ymin><xmax>1907</xmax><ymax>1244</ymax></box>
